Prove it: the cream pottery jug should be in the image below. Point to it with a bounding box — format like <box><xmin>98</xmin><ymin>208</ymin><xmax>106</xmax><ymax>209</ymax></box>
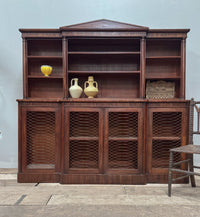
<box><xmin>69</xmin><ymin>78</ymin><xmax>83</xmax><ymax>98</ymax></box>
<box><xmin>84</xmin><ymin>76</ymin><xmax>98</xmax><ymax>98</ymax></box>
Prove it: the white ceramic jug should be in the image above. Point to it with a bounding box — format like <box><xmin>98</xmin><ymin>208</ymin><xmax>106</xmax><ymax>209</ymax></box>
<box><xmin>69</xmin><ymin>78</ymin><xmax>83</xmax><ymax>98</ymax></box>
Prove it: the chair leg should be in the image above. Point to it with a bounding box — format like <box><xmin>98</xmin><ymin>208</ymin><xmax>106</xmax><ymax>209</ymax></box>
<box><xmin>188</xmin><ymin>154</ymin><xmax>196</xmax><ymax>187</ymax></box>
<box><xmin>168</xmin><ymin>151</ymin><xmax>173</xmax><ymax>197</ymax></box>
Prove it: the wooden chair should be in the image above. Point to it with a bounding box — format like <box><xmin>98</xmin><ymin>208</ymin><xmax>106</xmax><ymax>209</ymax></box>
<box><xmin>168</xmin><ymin>99</ymin><xmax>200</xmax><ymax>196</ymax></box>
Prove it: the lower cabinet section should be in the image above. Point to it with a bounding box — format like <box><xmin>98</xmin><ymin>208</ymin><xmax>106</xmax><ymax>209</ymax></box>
<box><xmin>104</xmin><ymin>108</ymin><xmax>144</xmax><ymax>175</ymax></box>
<box><xmin>18</xmin><ymin>103</ymin><xmax>61</xmax><ymax>183</ymax></box>
<box><xmin>25</xmin><ymin>111</ymin><xmax>56</xmax><ymax>169</ymax></box>
<box><xmin>147</xmin><ymin>104</ymin><xmax>189</xmax><ymax>183</ymax></box>
<box><xmin>64</xmin><ymin>108</ymin><xmax>103</xmax><ymax>174</ymax></box>
<box><xmin>18</xmin><ymin>101</ymin><xmax>189</xmax><ymax>184</ymax></box>
<box><xmin>61</xmin><ymin>106</ymin><xmax>144</xmax><ymax>184</ymax></box>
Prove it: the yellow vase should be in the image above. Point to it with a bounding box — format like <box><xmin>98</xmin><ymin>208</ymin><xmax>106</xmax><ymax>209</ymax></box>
<box><xmin>84</xmin><ymin>76</ymin><xmax>98</xmax><ymax>98</ymax></box>
<box><xmin>41</xmin><ymin>65</ymin><xmax>52</xmax><ymax>76</ymax></box>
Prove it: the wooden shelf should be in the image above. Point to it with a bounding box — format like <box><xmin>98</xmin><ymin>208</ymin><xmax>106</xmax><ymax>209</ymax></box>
<box><xmin>145</xmin><ymin>73</ymin><xmax>180</xmax><ymax>79</ymax></box>
<box><xmin>27</xmin><ymin>56</ymin><xmax>63</xmax><ymax>59</ymax></box>
<box><xmin>28</xmin><ymin>75</ymin><xmax>63</xmax><ymax>79</ymax></box>
<box><xmin>152</xmin><ymin>136</ymin><xmax>181</xmax><ymax>141</ymax></box>
<box><xmin>68</xmin><ymin>51</ymin><xmax>140</xmax><ymax>55</ymax></box>
<box><xmin>17</xmin><ymin>98</ymin><xmax>190</xmax><ymax>103</ymax></box>
<box><xmin>68</xmin><ymin>70</ymin><xmax>141</xmax><ymax>74</ymax></box>
<box><xmin>146</xmin><ymin>56</ymin><xmax>181</xmax><ymax>59</ymax></box>
<box><xmin>67</xmin><ymin>98</ymin><xmax>143</xmax><ymax>102</ymax></box>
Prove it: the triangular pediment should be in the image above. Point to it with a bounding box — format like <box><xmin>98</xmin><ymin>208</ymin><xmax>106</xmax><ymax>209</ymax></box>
<box><xmin>60</xmin><ymin>19</ymin><xmax>148</xmax><ymax>31</ymax></box>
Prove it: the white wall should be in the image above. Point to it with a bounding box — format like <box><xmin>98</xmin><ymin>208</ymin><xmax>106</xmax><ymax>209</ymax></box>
<box><xmin>0</xmin><ymin>0</ymin><xmax>200</xmax><ymax>168</ymax></box>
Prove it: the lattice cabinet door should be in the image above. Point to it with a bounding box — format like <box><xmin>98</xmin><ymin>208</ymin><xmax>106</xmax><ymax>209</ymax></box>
<box><xmin>20</xmin><ymin>105</ymin><xmax>61</xmax><ymax>173</ymax></box>
<box><xmin>64</xmin><ymin>108</ymin><xmax>103</xmax><ymax>174</ymax></box>
<box><xmin>147</xmin><ymin>107</ymin><xmax>188</xmax><ymax>181</ymax></box>
<box><xmin>104</xmin><ymin>108</ymin><xmax>144</xmax><ymax>174</ymax></box>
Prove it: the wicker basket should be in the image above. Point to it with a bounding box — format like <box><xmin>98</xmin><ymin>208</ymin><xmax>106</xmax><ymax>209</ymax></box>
<box><xmin>146</xmin><ymin>80</ymin><xmax>175</xmax><ymax>99</ymax></box>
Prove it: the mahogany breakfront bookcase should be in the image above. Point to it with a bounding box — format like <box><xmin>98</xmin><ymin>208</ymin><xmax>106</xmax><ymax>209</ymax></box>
<box><xmin>17</xmin><ymin>20</ymin><xmax>190</xmax><ymax>184</ymax></box>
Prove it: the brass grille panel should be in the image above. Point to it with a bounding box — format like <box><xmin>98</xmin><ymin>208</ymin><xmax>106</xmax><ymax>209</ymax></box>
<box><xmin>26</xmin><ymin>112</ymin><xmax>56</xmax><ymax>167</ymax></box>
<box><xmin>152</xmin><ymin>140</ymin><xmax>181</xmax><ymax>168</ymax></box>
<box><xmin>153</xmin><ymin>112</ymin><xmax>182</xmax><ymax>137</ymax></box>
<box><xmin>108</xmin><ymin>141</ymin><xmax>138</xmax><ymax>169</ymax></box>
<box><xmin>70</xmin><ymin>112</ymin><xmax>99</xmax><ymax>137</ymax></box>
<box><xmin>109</xmin><ymin>112</ymin><xmax>138</xmax><ymax>137</ymax></box>
<box><xmin>69</xmin><ymin>140</ymin><xmax>98</xmax><ymax>168</ymax></box>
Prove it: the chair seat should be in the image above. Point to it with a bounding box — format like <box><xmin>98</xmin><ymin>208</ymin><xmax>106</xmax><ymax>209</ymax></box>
<box><xmin>170</xmin><ymin>145</ymin><xmax>200</xmax><ymax>154</ymax></box>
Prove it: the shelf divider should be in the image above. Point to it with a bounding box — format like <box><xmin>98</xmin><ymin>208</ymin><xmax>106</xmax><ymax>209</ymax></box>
<box><xmin>108</xmin><ymin>137</ymin><xmax>138</xmax><ymax>141</ymax></box>
<box><xmin>69</xmin><ymin>137</ymin><xmax>98</xmax><ymax>141</ymax></box>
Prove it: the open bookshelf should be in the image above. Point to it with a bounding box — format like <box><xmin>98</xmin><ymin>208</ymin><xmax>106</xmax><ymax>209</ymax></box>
<box><xmin>23</xmin><ymin>36</ymin><xmax>187</xmax><ymax>100</ymax></box>
<box><xmin>67</xmin><ymin>38</ymin><xmax>141</xmax><ymax>99</ymax></box>
<box><xmin>145</xmin><ymin>39</ymin><xmax>183</xmax><ymax>98</ymax></box>
<box><xmin>26</xmin><ymin>39</ymin><xmax>63</xmax><ymax>98</ymax></box>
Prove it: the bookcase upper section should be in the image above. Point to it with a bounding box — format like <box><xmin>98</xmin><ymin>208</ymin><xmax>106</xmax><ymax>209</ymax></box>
<box><xmin>19</xmin><ymin>19</ymin><xmax>190</xmax><ymax>100</ymax></box>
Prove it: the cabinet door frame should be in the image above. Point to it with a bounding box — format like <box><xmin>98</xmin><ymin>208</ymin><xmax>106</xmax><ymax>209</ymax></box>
<box><xmin>104</xmin><ymin>107</ymin><xmax>144</xmax><ymax>174</ymax></box>
<box><xmin>64</xmin><ymin>107</ymin><xmax>103</xmax><ymax>174</ymax></box>
<box><xmin>147</xmin><ymin>107</ymin><xmax>188</xmax><ymax>175</ymax></box>
<box><xmin>20</xmin><ymin>104</ymin><xmax>61</xmax><ymax>174</ymax></box>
